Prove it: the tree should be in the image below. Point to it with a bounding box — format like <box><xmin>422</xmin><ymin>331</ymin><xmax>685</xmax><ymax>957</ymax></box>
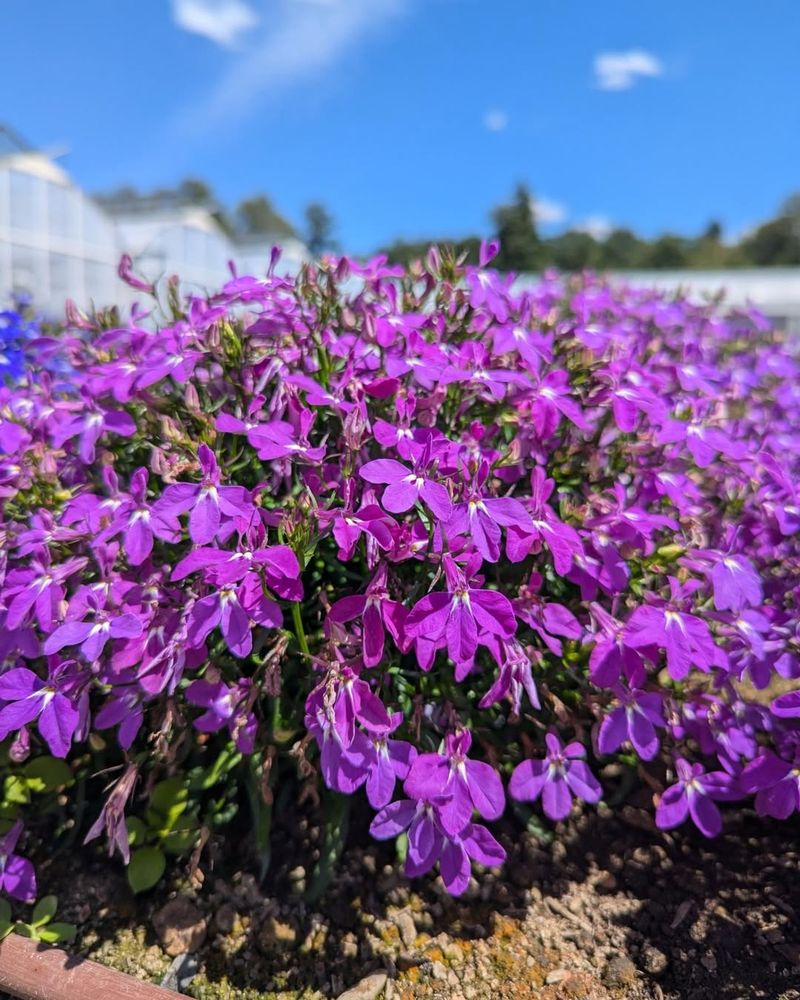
<box><xmin>597</xmin><ymin>228</ymin><xmax>647</xmax><ymax>269</ymax></box>
<box><xmin>235</xmin><ymin>196</ymin><xmax>296</xmax><ymax>239</ymax></box>
<box><xmin>492</xmin><ymin>184</ymin><xmax>542</xmax><ymax>273</ymax></box>
<box><xmin>546</xmin><ymin>230</ymin><xmax>601</xmax><ymax>272</ymax></box>
<box><xmin>305</xmin><ymin>202</ymin><xmax>336</xmax><ymax>257</ymax></box>
<box><xmin>644</xmin><ymin>235</ymin><xmax>690</xmax><ymax>270</ymax></box>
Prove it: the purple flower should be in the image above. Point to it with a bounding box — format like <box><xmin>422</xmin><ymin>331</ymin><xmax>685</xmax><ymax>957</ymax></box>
<box><xmin>327</xmin><ymin>564</ymin><xmax>405</xmax><ymax>667</ymax></box>
<box><xmin>360</xmin><ymin>458</ymin><xmax>452</xmax><ymax>521</ymax></box>
<box><xmin>51</xmin><ymin>398</ymin><xmax>136</xmax><ymax>464</ymax></box>
<box><xmin>625</xmin><ymin>578</ymin><xmax>718</xmax><ymax>681</ymax></box>
<box><xmin>370</xmin><ymin>798</ymin><xmax>505</xmax><ymax>895</ymax></box>
<box><xmin>84</xmin><ymin>763</ymin><xmax>138</xmax><ymax>863</ymax></box>
<box><xmin>656</xmin><ymin>759</ymin><xmax>740</xmax><ymax>837</ymax></box>
<box><xmin>509</xmin><ymin>731</ymin><xmax>602</xmax><ymax>821</ymax></box>
<box><xmin>0</xmin><ymin>821</ymin><xmax>36</xmax><ymax>902</ymax></box>
<box><xmin>404</xmin><ymin>555</ymin><xmax>516</xmax><ymax>671</ymax></box>
<box><xmin>446</xmin><ymin>472</ymin><xmax>533</xmax><ymax>563</ymax></box>
<box><xmin>363</xmin><ymin>712</ymin><xmax>417</xmax><ymax>809</ymax></box>
<box><xmin>185</xmin><ymin>678</ymin><xmax>257</xmax><ymax>753</ymax></box>
<box><xmin>404</xmin><ymin>730</ymin><xmax>505</xmax><ymax>835</ymax></box>
<box><xmin>741</xmin><ymin>751</ymin><xmax>800</xmax><ymax>819</ymax></box>
<box><xmin>710</xmin><ymin>554</ymin><xmax>763</xmax><ymax>612</ymax></box>
<box><xmin>186</xmin><ymin>578</ymin><xmax>281</xmax><ymax>659</ymax></box>
<box><xmin>597</xmin><ymin>687</ymin><xmax>665</xmax><ymax>761</ymax></box>
<box><xmin>43</xmin><ymin>595</ymin><xmax>144</xmax><ymax>663</ymax></box>
<box><xmin>0</xmin><ymin>665</ymin><xmax>79</xmax><ymax>757</ymax></box>
<box><xmin>156</xmin><ymin>444</ymin><xmax>253</xmax><ymax>545</ymax></box>
<box><xmin>507</xmin><ymin>468</ymin><xmax>583</xmax><ymax>573</ymax></box>
<box><xmin>99</xmin><ymin>467</ymin><xmax>181</xmax><ymax>566</ymax></box>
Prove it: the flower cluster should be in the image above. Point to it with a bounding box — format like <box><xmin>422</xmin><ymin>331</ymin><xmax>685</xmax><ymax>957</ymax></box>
<box><xmin>0</xmin><ymin>243</ymin><xmax>798</xmax><ymax>897</ymax></box>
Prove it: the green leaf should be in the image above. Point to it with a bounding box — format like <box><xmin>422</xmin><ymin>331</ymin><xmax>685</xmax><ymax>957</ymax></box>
<box><xmin>37</xmin><ymin>923</ymin><xmax>76</xmax><ymax>944</ymax></box>
<box><xmin>126</xmin><ymin>817</ymin><xmax>148</xmax><ymax>847</ymax></box>
<box><xmin>149</xmin><ymin>778</ymin><xmax>188</xmax><ymax>817</ymax></box>
<box><xmin>3</xmin><ymin>776</ymin><xmax>30</xmax><ymax>806</ymax></box>
<box><xmin>0</xmin><ymin>920</ymin><xmax>14</xmax><ymax>941</ymax></box>
<box><xmin>305</xmin><ymin>792</ymin><xmax>350</xmax><ymax>905</ymax></box>
<box><xmin>23</xmin><ymin>758</ymin><xmax>73</xmax><ymax>793</ymax></box>
<box><xmin>0</xmin><ymin>900</ymin><xmax>11</xmax><ymax>924</ymax></box>
<box><xmin>31</xmin><ymin>895</ymin><xmax>58</xmax><ymax>928</ymax></box>
<box><xmin>160</xmin><ymin>829</ymin><xmax>198</xmax><ymax>855</ymax></box>
<box><xmin>127</xmin><ymin>847</ymin><xmax>166</xmax><ymax>894</ymax></box>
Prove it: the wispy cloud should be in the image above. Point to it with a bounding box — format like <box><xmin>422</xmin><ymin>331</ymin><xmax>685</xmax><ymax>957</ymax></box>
<box><xmin>172</xmin><ymin>0</ymin><xmax>259</xmax><ymax>49</ymax></box>
<box><xmin>576</xmin><ymin>215</ymin><xmax>613</xmax><ymax>240</ymax></box>
<box><xmin>531</xmin><ymin>196</ymin><xmax>567</xmax><ymax>227</ymax></box>
<box><xmin>177</xmin><ymin>0</ymin><xmax>409</xmax><ymax>134</ymax></box>
<box><xmin>594</xmin><ymin>49</ymin><xmax>663</xmax><ymax>91</ymax></box>
<box><xmin>483</xmin><ymin>109</ymin><xmax>509</xmax><ymax>132</ymax></box>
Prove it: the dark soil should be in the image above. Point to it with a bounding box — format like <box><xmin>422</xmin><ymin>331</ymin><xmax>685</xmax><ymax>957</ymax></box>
<box><xmin>35</xmin><ymin>799</ymin><xmax>800</xmax><ymax>1000</ymax></box>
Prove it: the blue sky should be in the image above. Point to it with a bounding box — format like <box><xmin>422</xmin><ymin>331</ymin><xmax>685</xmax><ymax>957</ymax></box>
<box><xmin>2</xmin><ymin>0</ymin><xmax>799</xmax><ymax>252</ymax></box>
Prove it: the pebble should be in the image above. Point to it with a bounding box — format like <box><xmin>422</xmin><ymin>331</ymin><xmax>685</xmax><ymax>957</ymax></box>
<box><xmin>393</xmin><ymin>909</ymin><xmax>417</xmax><ymax>950</ymax></box>
<box><xmin>336</xmin><ymin>972</ymin><xmax>388</xmax><ymax>1000</ymax></box>
<box><xmin>153</xmin><ymin>897</ymin><xmax>208</xmax><ymax>957</ymax></box>
<box><xmin>602</xmin><ymin>955</ymin><xmax>637</xmax><ymax>987</ymax></box>
<box><xmin>641</xmin><ymin>944</ymin><xmax>669</xmax><ymax>975</ymax></box>
<box><xmin>430</xmin><ymin>961</ymin><xmax>448</xmax><ymax>980</ymax></box>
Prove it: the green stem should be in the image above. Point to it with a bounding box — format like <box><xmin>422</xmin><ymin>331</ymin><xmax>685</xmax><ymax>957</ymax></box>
<box><xmin>291</xmin><ymin>601</ymin><xmax>310</xmax><ymax>657</ymax></box>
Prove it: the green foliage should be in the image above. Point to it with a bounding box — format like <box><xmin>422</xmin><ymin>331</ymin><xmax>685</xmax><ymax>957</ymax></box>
<box><xmin>7</xmin><ymin>895</ymin><xmax>76</xmax><ymax>945</ymax></box>
<box><xmin>493</xmin><ymin>184</ymin><xmax>542</xmax><ymax>272</ymax></box>
<box><xmin>127</xmin><ymin>846</ymin><xmax>166</xmax><ymax>894</ymax></box>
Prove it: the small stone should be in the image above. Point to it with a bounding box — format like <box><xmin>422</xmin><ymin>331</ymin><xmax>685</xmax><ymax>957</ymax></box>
<box><xmin>153</xmin><ymin>897</ymin><xmax>207</xmax><ymax>957</ymax></box>
<box><xmin>546</xmin><ymin>969</ymin><xmax>569</xmax><ymax>984</ymax></box>
<box><xmin>259</xmin><ymin>916</ymin><xmax>298</xmax><ymax>952</ymax></box>
<box><xmin>288</xmin><ymin>866</ymin><xmax>306</xmax><ymax>893</ymax></box>
<box><xmin>430</xmin><ymin>961</ymin><xmax>448</xmax><ymax>980</ymax></box>
<box><xmin>212</xmin><ymin>903</ymin><xmax>239</xmax><ymax>936</ymax></box>
<box><xmin>596</xmin><ymin>872</ymin><xmax>618</xmax><ymax>893</ymax></box>
<box><xmin>336</xmin><ymin>972</ymin><xmax>388</xmax><ymax>1000</ymax></box>
<box><xmin>393</xmin><ymin>909</ymin><xmax>417</xmax><ymax>950</ymax></box>
<box><xmin>602</xmin><ymin>955</ymin><xmax>637</xmax><ymax>987</ymax></box>
<box><xmin>396</xmin><ymin>952</ymin><xmax>423</xmax><ymax>971</ymax></box>
<box><xmin>700</xmin><ymin>951</ymin><xmax>717</xmax><ymax>973</ymax></box>
<box><xmin>641</xmin><ymin>944</ymin><xmax>669</xmax><ymax>976</ymax></box>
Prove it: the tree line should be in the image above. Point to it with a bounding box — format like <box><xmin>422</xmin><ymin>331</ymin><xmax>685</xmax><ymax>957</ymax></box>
<box><xmin>97</xmin><ymin>179</ymin><xmax>800</xmax><ymax>272</ymax></box>
<box><xmin>379</xmin><ymin>185</ymin><xmax>800</xmax><ymax>271</ymax></box>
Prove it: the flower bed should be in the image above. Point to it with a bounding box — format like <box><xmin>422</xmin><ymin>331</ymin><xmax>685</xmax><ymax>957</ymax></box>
<box><xmin>0</xmin><ymin>244</ymin><xmax>798</xmax><ymax>917</ymax></box>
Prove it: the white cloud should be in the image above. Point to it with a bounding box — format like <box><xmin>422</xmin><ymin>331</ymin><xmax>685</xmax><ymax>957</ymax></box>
<box><xmin>177</xmin><ymin>0</ymin><xmax>409</xmax><ymax>133</ymax></box>
<box><xmin>483</xmin><ymin>110</ymin><xmax>509</xmax><ymax>132</ymax></box>
<box><xmin>172</xmin><ymin>0</ymin><xmax>259</xmax><ymax>49</ymax></box>
<box><xmin>576</xmin><ymin>215</ymin><xmax>613</xmax><ymax>241</ymax></box>
<box><xmin>594</xmin><ymin>49</ymin><xmax>663</xmax><ymax>91</ymax></box>
<box><xmin>530</xmin><ymin>196</ymin><xmax>567</xmax><ymax>227</ymax></box>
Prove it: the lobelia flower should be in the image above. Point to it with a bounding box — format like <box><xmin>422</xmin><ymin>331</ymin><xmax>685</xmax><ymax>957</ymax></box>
<box><xmin>155</xmin><ymin>444</ymin><xmax>253</xmax><ymax>545</ymax></box>
<box><xmin>479</xmin><ymin>637</ymin><xmax>542</xmax><ymax>715</ymax></box>
<box><xmin>0</xmin><ymin>663</ymin><xmax>80</xmax><ymax>757</ymax></box>
<box><xmin>327</xmin><ymin>564</ymin><xmax>406</xmax><ymax>667</ymax></box>
<box><xmin>2</xmin><ymin>553</ymin><xmax>88</xmax><ymax>631</ymax></box>
<box><xmin>43</xmin><ymin>592</ymin><xmax>144</xmax><ymax>663</ymax></box>
<box><xmin>370</xmin><ymin>797</ymin><xmax>506</xmax><ymax>896</ymax></box>
<box><xmin>506</xmin><ymin>467</ymin><xmax>583</xmax><ymax>572</ymax></box>
<box><xmin>185</xmin><ymin>577</ymin><xmax>281</xmax><ymax>659</ymax></box>
<box><xmin>741</xmin><ymin>750</ymin><xmax>800</xmax><ymax>819</ymax></box>
<box><xmin>404</xmin><ymin>729</ymin><xmax>505</xmax><ymax>835</ymax></box>
<box><xmin>625</xmin><ymin>577</ymin><xmax>719</xmax><ymax>681</ymax></box>
<box><xmin>710</xmin><ymin>553</ymin><xmax>763</xmax><ymax>612</ymax></box>
<box><xmin>359</xmin><ymin>456</ymin><xmax>453</xmax><ymax>521</ymax></box>
<box><xmin>0</xmin><ymin>821</ymin><xmax>36</xmax><ymax>901</ymax></box>
<box><xmin>84</xmin><ymin>763</ymin><xmax>139</xmax><ymax>863</ymax></box>
<box><xmin>97</xmin><ymin>467</ymin><xmax>182</xmax><ymax>566</ymax></box>
<box><xmin>587</xmin><ymin>603</ymin><xmax>649</xmax><ymax>688</ymax></box>
<box><xmin>509</xmin><ymin>731</ymin><xmax>602</xmax><ymax>822</ymax></box>
<box><xmin>404</xmin><ymin>554</ymin><xmax>516</xmax><ymax>670</ymax></box>
<box><xmin>362</xmin><ymin>712</ymin><xmax>417</xmax><ymax>809</ymax></box>
<box><xmin>185</xmin><ymin>678</ymin><xmax>257</xmax><ymax>753</ymax></box>
<box><xmin>597</xmin><ymin>686</ymin><xmax>665</xmax><ymax>760</ymax></box>
<box><xmin>50</xmin><ymin>395</ymin><xmax>136</xmax><ymax>464</ymax></box>
<box><xmin>655</xmin><ymin>759</ymin><xmax>740</xmax><ymax>837</ymax></box>
<box><xmin>446</xmin><ymin>464</ymin><xmax>534</xmax><ymax>563</ymax></box>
